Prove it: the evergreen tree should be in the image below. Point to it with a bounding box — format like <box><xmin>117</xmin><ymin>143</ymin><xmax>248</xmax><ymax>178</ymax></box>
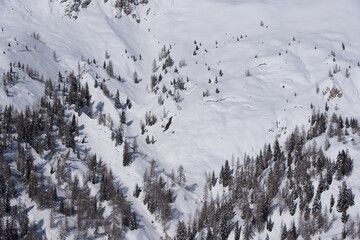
<box><xmin>326</xmin><ymin>165</ymin><xmax>333</xmax><ymax>186</ymax></box>
<box><xmin>222</xmin><ymin>160</ymin><xmax>231</xmax><ymax>187</ymax></box>
<box><xmin>177</xmin><ymin>165</ymin><xmax>186</xmax><ymax>187</ymax></box>
<box><xmin>211</xmin><ymin>170</ymin><xmax>217</xmax><ymax>187</ymax></box>
<box><xmin>19</xmin><ymin>204</ymin><xmax>29</xmax><ymax>238</ymax></box>
<box><xmin>152</xmin><ymin>59</ymin><xmax>157</xmax><ymax>73</ymax></box>
<box><xmin>273</xmin><ymin>139</ymin><xmax>281</xmax><ymax>161</ymax></box>
<box><xmin>121</xmin><ymin>109</ymin><xmax>126</xmax><ymax>124</ymax></box>
<box><xmin>133</xmin><ymin>71</ymin><xmax>139</xmax><ymax>83</ymax></box>
<box><xmin>328</xmin><ymin>196</ymin><xmax>334</xmax><ymax>214</ymax></box>
<box><xmin>133</xmin><ymin>183</ymin><xmax>141</xmax><ymax>198</ymax></box>
<box><xmin>336</xmin><ymin>181</ymin><xmax>355</xmax><ymax>214</ymax></box>
<box><xmin>115</xmin><ymin>90</ymin><xmax>121</xmax><ymax>109</ymax></box>
<box><xmin>206</xmin><ymin>225</ymin><xmax>213</xmax><ymax>240</ymax></box>
<box><xmin>234</xmin><ymin>221</ymin><xmax>240</xmax><ymax>240</ymax></box>
<box><xmin>242</xmin><ymin>215</ymin><xmax>254</xmax><ymax>240</ymax></box>
<box><xmin>28</xmin><ymin>170</ymin><xmax>38</xmax><ymax>199</ymax></box>
<box><xmin>219</xmin><ymin>215</ymin><xmax>229</xmax><ymax>240</ymax></box>
<box><xmin>126</xmin><ymin>97</ymin><xmax>132</xmax><ymax>109</ymax></box>
<box><xmin>175</xmin><ymin>221</ymin><xmax>187</xmax><ymax>240</ymax></box>
<box><xmin>288</xmin><ymin>195</ymin><xmax>297</xmax><ymax>216</ymax></box>
<box><xmin>115</xmin><ymin>123</ymin><xmax>124</xmax><ymax>146</ymax></box>
<box><xmin>341</xmin><ymin>211</ymin><xmax>348</xmax><ymax>224</ymax></box>
<box><xmin>89</xmin><ymin>155</ymin><xmax>97</xmax><ymax>184</ymax></box>
<box><xmin>266</xmin><ymin>217</ymin><xmax>273</xmax><ymax>232</ymax></box>
<box><xmin>68</xmin><ymin>72</ymin><xmax>78</xmax><ymax>106</ymax></box>
<box><xmin>106</xmin><ymin>60</ymin><xmax>114</xmax><ymax>77</ymax></box>
<box><xmin>129</xmin><ymin>213</ymin><xmax>138</xmax><ymax>230</ymax></box>
<box><xmin>280</xmin><ymin>223</ymin><xmax>287</xmax><ymax>240</ymax></box>
<box><xmin>335</xmin><ymin>150</ymin><xmax>353</xmax><ymax>180</ymax></box>
<box><xmin>287</xmin><ymin>221</ymin><xmax>297</xmax><ymax>240</ymax></box>
<box><xmin>123</xmin><ymin>140</ymin><xmax>131</xmax><ymax>166</ymax></box>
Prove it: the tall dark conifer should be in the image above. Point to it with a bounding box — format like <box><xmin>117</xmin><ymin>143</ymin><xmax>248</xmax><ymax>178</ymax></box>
<box><xmin>123</xmin><ymin>140</ymin><xmax>131</xmax><ymax>166</ymax></box>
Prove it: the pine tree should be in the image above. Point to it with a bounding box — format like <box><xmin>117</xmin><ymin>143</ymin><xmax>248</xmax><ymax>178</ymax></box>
<box><xmin>121</xmin><ymin>109</ymin><xmax>126</xmax><ymax>124</ymax></box>
<box><xmin>126</xmin><ymin>97</ymin><xmax>132</xmax><ymax>109</ymax></box>
<box><xmin>326</xmin><ymin>165</ymin><xmax>333</xmax><ymax>187</ymax></box>
<box><xmin>281</xmin><ymin>223</ymin><xmax>287</xmax><ymax>240</ymax></box>
<box><xmin>106</xmin><ymin>60</ymin><xmax>114</xmax><ymax>77</ymax></box>
<box><xmin>342</xmin><ymin>224</ymin><xmax>347</xmax><ymax>239</ymax></box>
<box><xmin>242</xmin><ymin>215</ymin><xmax>254</xmax><ymax>240</ymax></box>
<box><xmin>219</xmin><ymin>215</ymin><xmax>229</xmax><ymax>240</ymax></box>
<box><xmin>50</xmin><ymin>205</ymin><xmax>56</xmax><ymax>229</ymax></box>
<box><xmin>336</xmin><ymin>150</ymin><xmax>353</xmax><ymax>180</ymax></box>
<box><xmin>206</xmin><ymin>225</ymin><xmax>213</xmax><ymax>240</ymax></box>
<box><xmin>234</xmin><ymin>221</ymin><xmax>240</xmax><ymax>240</ymax></box>
<box><xmin>5</xmin><ymin>220</ymin><xmax>11</xmax><ymax>240</ymax></box>
<box><xmin>177</xmin><ymin>165</ymin><xmax>186</xmax><ymax>187</ymax></box>
<box><xmin>28</xmin><ymin>170</ymin><xmax>38</xmax><ymax>199</ymax></box>
<box><xmin>115</xmin><ymin>90</ymin><xmax>121</xmax><ymax>109</ymax></box>
<box><xmin>336</xmin><ymin>181</ymin><xmax>355</xmax><ymax>214</ymax></box>
<box><xmin>115</xmin><ymin>123</ymin><xmax>124</xmax><ymax>146</ymax></box>
<box><xmin>303</xmin><ymin>176</ymin><xmax>314</xmax><ymax>204</ymax></box>
<box><xmin>273</xmin><ymin>139</ymin><xmax>281</xmax><ymax>161</ymax></box>
<box><xmin>175</xmin><ymin>221</ymin><xmax>187</xmax><ymax>240</ymax></box>
<box><xmin>123</xmin><ymin>140</ymin><xmax>131</xmax><ymax>166</ymax></box>
<box><xmin>133</xmin><ymin>183</ymin><xmax>141</xmax><ymax>198</ymax></box>
<box><xmin>129</xmin><ymin>213</ymin><xmax>138</xmax><ymax>230</ymax></box>
<box><xmin>219</xmin><ymin>165</ymin><xmax>224</xmax><ymax>185</ymax></box>
<box><xmin>323</xmin><ymin>207</ymin><xmax>329</xmax><ymax>232</ymax></box>
<box><xmin>330</xmin><ymin>194</ymin><xmax>335</xmax><ymax>212</ymax></box>
<box><xmin>211</xmin><ymin>170</ymin><xmax>217</xmax><ymax>186</ymax></box>
<box><xmin>222</xmin><ymin>160</ymin><xmax>231</xmax><ymax>187</ymax></box>
<box><xmin>341</xmin><ymin>211</ymin><xmax>348</xmax><ymax>223</ymax></box>
<box><xmin>89</xmin><ymin>155</ymin><xmax>97</xmax><ymax>184</ymax></box>
<box><xmin>288</xmin><ymin>195</ymin><xmax>297</xmax><ymax>216</ymax></box>
<box><xmin>133</xmin><ymin>138</ymin><xmax>138</xmax><ymax>154</ymax></box>
<box><xmin>287</xmin><ymin>221</ymin><xmax>297</xmax><ymax>240</ymax></box>
<box><xmin>19</xmin><ymin>204</ymin><xmax>29</xmax><ymax>237</ymax></box>
<box><xmin>266</xmin><ymin>217</ymin><xmax>273</xmax><ymax>232</ymax></box>
<box><xmin>254</xmin><ymin>191</ymin><xmax>268</xmax><ymax>232</ymax></box>
<box><xmin>152</xmin><ymin>59</ymin><xmax>157</xmax><ymax>73</ymax></box>
<box><xmin>133</xmin><ymin>71</ymin><xmax>139</xmax><ymax>83</ymax></box>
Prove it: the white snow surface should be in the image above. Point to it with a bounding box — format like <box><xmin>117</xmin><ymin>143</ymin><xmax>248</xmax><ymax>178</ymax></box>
<box><xmin>1</xmin><ymin>0</ymin><xmax>360</xmax><ymax>239</ymax></box>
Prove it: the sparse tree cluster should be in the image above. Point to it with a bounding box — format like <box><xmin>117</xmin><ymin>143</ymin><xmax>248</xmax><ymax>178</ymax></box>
<box><xmin>143</xmin><ymin>160</ymin><xmax>173</xmax><ymax>226</ymax></box>
<box><xmin>114</xmin><ymin>0</ymin><xmax>148</xmax><ymax>16</ymax></box>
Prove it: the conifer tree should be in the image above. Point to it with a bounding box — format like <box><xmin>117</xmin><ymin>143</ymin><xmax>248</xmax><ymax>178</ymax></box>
<box><xmin>19</xmin><ymin>203</ymin><xmax>29</xmax><ymax>237</ymax></box>
<box><xmin>211</xmin><ymin>171</ymin><xmax>217</xmax><ymax>187</ymax></box>
<box><xmin>175</xmin><ymin>221</ymin><xmax>187</xmax><ymax>240</ymax></box>
<box><xmin>287</xmin><ymin>221</ymin><xmax>297</xmax><ymax>240</ymax></box>
<box><xmin>280</xmin><ymin>223</ymin><xmax>287</xmax><ymax>240</ymax></box>
<box><xmin>266</xmin><ymin>217</ymin><xmax>273</xmax><ymax>232</ymax></box>
<box><xmin>115</xmin><ymin>90</ymin><xmax>121</xmax><ymax>109</ymax></box>
<box><xmin>222</xmin><ymin>160</ymin><xmax>231</xmax><ymax>187</ymax></box>
<box><xmin>115</xmin><ymin>123</ymin><xmax>124</xmax><ymax>146</ymax></box>
<box><xmin>121</xmin><ymin>110</ymin><xmax>126</xmax><ymax>124</ymax></box>
<box><xmin>107</xmin><ymin>60</ymin><xmax>114</xmax><ymax>77</ymax></box>
<box><xmin>219</xmin><ymin>215</ymin><xmax>229</xmax><ymax>240</ymax></box>
<box><xmin>336</xmin><ymin>181</ymin><xmax>355</xmax><ymax>214</ymax></box>
<box><xmin>123</xmin><ymin>140</ymin><xmax>131</xmax><ymax>166</ymax></box>
<box><xmin>177</xmin><ymin>165</ymin><xmax>186</xmax><ymax>187</ymax></box>
<box><xmin>129</xmin><ymin>213</ymin><xmax>138</xmax><ymax>230</ymax></box>
<box><xmin>335</xmin><ymin>150</ymin><xmax>353</xmax><ymax>180</ymax></box>
<box><xmin>234</xmin><ymin>221</ymin><xmax>240</xmax><ymax>240</ymax></box>
<box><xmin>133</xmin><ymin>71</ymin><xmax>139</xmax><ymax>83</ymax></box>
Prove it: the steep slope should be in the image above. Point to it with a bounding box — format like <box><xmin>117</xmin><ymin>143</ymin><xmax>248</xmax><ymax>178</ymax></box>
<box><xmin>1</xmin><ymin>0</ymin><xmax>360</xmax><ymax>239</ymax></box>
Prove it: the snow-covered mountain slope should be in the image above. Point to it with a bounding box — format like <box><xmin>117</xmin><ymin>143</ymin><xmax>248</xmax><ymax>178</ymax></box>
<box><xmin>1</xmin><ymin>0</ymin><xmax>360</xmax><ymax>239</ymax></box>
